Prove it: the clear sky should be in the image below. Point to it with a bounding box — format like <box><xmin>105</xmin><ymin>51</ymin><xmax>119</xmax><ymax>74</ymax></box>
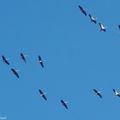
<box><xmin>0</xmin><ymin>0</ymin><xmax>120</xmax><ymax>119</ymax></box>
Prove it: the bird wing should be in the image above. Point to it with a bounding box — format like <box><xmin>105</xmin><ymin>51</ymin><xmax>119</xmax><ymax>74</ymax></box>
<box><xmin>93</xmin><ymin>89</ymin><xmax>98</xmax><ymax>93</ymax></box>
<box><xmin>113</xmin><ymin>89</ymin><xmax>116</xmax><ymax>93</ymax></box>
<box><xmin>38</xmin><ymin>56</ymin><xmax>42</xmax><ymax>61</ymax></box>
<box><xmin>98</xmin><ymin>93</ymin><xmax>102</xmax><ymax>98</ymax></box>
<box><xmin>93</xmin><ymin>20</ymin><xmax>97</xmax><ymax>24</ymax></box>
<box><xmin>42</xmin><ymin>94</ymin><xmax>47</xmax><ymax>101</ymax></box>
<box><xmin>39</xmin><ymin>89</ymin><xmax>43</xmax><ymax>94</ymax></box>
<box><xmin>117</xmin><ymin>94</ymin><xmax>120</xmax><ymax>97</ymax></box>
<box><xmin>40</xmin><ymin>61</ymin><xmax>44</xmax><ymax>68</ymax></box>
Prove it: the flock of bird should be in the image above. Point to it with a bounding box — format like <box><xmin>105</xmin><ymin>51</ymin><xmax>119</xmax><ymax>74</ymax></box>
<box><xmin>2</xmin><ymin>53</ymin><xmax>69</xmax><ymax>109</ymax></box>
<box><xmin>2</xmin><ymin>53</ymin><xmax>44</xmax><ymax>79</ymax></box>
<box><xmin>78</xmin><ymin>5</ymin><xmax>106</xmax><ymax>32</ymax></box>
<box><xmin>78</xmin><ymin>5</ymin><xmax>120</xmax><ymax>32</ymax></box>
<box><xmin>77</xmin><ymin>6</ymin><xmax>120</xmax><ymax>99</ymax></box>
<box><xmin>2</xmin><ymin>5</ymin><xmax>120</xmax><ymax>111</ymax></box>
<box><xmin>2</xmin><ymin>54</ymin><xmax>120</xmax><ymax>110</ymax></box>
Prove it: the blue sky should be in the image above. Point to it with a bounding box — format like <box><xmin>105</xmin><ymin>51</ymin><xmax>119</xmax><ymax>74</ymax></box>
<box><xmin>0</xmin><ymin>0</ymin><xmax>120</xmax><ymax>119</ymax></box>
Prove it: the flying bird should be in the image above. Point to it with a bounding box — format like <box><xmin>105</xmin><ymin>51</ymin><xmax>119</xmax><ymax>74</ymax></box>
<box><xmin>89</xmin><ymin>14</ymin><xmax>97</xmax><ymax>24</ymax></box>
<box><xmin>60</xmin><ymin>99</ymin><xmax>68</xmax><ymax>109</ymax></box>
<box><xmin>99</xmin><ymin>23</ymin><xmax>106</xmax><ymax>32</ymax></box>
<box><xmin>78</xmin><ymin>5</ymin><xmax>87</xmax><ymax>16</ymax></box>
<box><xmin>20</xmin><ymin>53</ymin><xmax>26</xmax><ymax>63</ymax></box>
<box><xmin>11</xmin><ymin>68</ymin><xmax>19</xmax><ymax>79</ymax></box>
<box><xmin>38</xmin><ymin>56</ymin><xmax>44</xmax><ymax>68</ymax></box>
<box><xmin>113</xmin><ymin>89</ymin><xmax>120</xmax><ymax>97</ymax></box>
<box><xmin>2</xmin><ymin>55</ymin><xmax>10</xmax><ymax>65</ymax></box>
<box><xmin>93</xmin><ymin>89</ymin><xmax>102</xmax><ymax>98</ymax></box>
<box><xmin>39</xmin><ymin>89</ymin><xmax>47</xmax><ymax>101</ymax></box>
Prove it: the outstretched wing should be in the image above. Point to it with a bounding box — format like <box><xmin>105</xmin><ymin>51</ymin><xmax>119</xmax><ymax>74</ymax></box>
<box><xmin>42</xmin><ymin>94</ymin><xmax>47</xmax><ymax>101</ymax></box>
<box><xmin>39</xmin><ymin>89</ymin><xmax>43</xmax><ymax>94</ymax></box>
<box><xmin>117</xmin><ymin>94</ymin><xmax>120</xmax><ymax>97</ymax></box>
<box><xmin>40</xmin><ymin>61</ymin><xmax>44</xmax><ymax>68</ymax></box>
<box><xmin>113</xmin><ymin>89</ymin><xmax>116</xmax><ymax>93</ymax></box>
<box><xmin>98</xmin><ymin>93</ymin><xmax>102</xmax><ymax>98</ymax></box>
<box><xmin>93</xmin><ymin>89</ymin><xmax>98</xmax><ymax>93</ymax></box>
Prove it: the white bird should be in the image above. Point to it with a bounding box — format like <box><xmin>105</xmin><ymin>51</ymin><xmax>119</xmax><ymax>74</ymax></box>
<box><xmin>113</xmin><ymin>89</ymin><xmax>120</xmax><ymax>97</ymax></box>
<box><xmin>99</xmin><ymin>23</ymin><xmax>106</xmax><ymax>32</ymax></box>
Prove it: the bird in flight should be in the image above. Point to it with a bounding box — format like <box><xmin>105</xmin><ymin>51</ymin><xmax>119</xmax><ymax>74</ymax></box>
<box><xmin>38</xmin><ymin>56</ymin><xmax>44</xmax><ymax>68</ymax></box>
<box><xmin>93</xmin><ymin>89</ymin><xmax>102</xmax><ymax>98</ymax></box>
<box><xmin>20</xmin><ymin>52</ymin><xmax>26</xmax><ymax>63</ymax></box>
<box><xmin>2</xmin><ymin>55</ymin><xmax>10</xmax><ymax>65</ymax></box>
<box><xmin>78</xmin><ymin>5</ymin><xmax>87</xmax><ymax>16</ymax></box>
<box><xmin>11</xmin><ymin>68</ymin><xmax>19</xmax><ymax>79</ymax></box>
<box><xmin>99</xmin><ymin>23</ymin><xmax>106</xmax><ymax>32</ymax></box>
<box><xmin>39</xmin><ymin>89</ymin><xmax>47</xmax><ymax>101</ymax></box>
<box><xmin>60</xmin><ymin>99</ymin><xmax>68</xmax><ymax>109</ymax></box>
<box><xmin>88</xmin><ymin>14</ymin><xmax>97</xmax><ymax>24</ymax></box>
<box><xmin>113</xmin><ymin>89</ymin><xmax>120</xmax><ymax>97</ymax></box>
